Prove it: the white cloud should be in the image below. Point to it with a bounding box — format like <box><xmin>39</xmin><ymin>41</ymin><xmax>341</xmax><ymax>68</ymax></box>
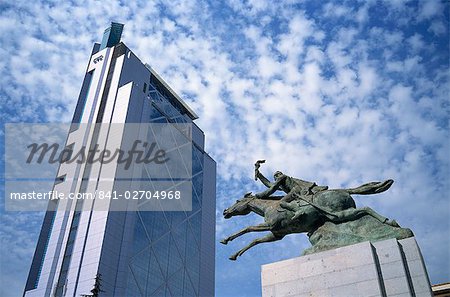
<box><xmin>407</xmin><ymin>33</ymin><xmax>425</xmax><ymax>53</ymax></box>
<box><xmin>0</xmin><ymin>211</ymin><xmax>44</xmax><ymax>297</ymax></box>
<box><xmin>323</xmin><ymin>2</ymin><xmax>352</xmax><ymax>18</ymax></box>
<box><xmin>417</xmin><ymin>0</ymin><xmax>445</xmax><ymax>21</ymax></box>
<box><xmin>428</xmin><ymin>20</ymin><xmax>446</xmax><ymax>35</ymax></box>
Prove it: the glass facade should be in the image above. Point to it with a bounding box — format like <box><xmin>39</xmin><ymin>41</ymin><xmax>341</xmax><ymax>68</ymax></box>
<box><xmin>123</xmin><ymin>71</ymin><xmax>214</xmax><ymax>297</ymax></box>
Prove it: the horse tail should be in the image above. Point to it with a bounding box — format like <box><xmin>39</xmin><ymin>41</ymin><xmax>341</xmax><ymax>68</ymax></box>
<box><xmin>344</xmin><ymin>179</ymin><xmax>394</xmax><ymax>195</ymax></box>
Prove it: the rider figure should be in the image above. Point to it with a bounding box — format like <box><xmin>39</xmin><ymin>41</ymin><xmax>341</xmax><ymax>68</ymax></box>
<box><xmin>253</xmin><ymin>161</ymin><xmax>399</xmax><ymax>225</ymax></box>
<box><xmin>254</xmin><ymin>162</ymin><xmax>328</xmax><ymax>219</ymax></box>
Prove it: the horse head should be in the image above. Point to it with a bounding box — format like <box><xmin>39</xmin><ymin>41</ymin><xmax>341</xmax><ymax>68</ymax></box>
<box><xmin>223</xmin><ymin>192</ymin><xmax>255</xmax><ymax>219</ymax></box>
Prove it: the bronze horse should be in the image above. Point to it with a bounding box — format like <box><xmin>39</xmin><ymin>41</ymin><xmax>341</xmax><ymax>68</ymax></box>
<box><xmin>221</xmin><ymin>180</ymin><xmax>398</xmax><ymax>260</ymax></box>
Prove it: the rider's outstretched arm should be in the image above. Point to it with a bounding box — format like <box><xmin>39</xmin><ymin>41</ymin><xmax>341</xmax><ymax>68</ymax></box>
<box><xmin>256</xmin><ymin>171</ymin><xmax>273</xmax><ymax>188</ymax></box>
<box><xmin>255</xmin><ymin>175</ymin><xmax>286</xmax><ymax>199</ymax></box>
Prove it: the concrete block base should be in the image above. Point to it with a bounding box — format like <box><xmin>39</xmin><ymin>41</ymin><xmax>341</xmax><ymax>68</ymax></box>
<box><xmin>261</xmin><ymin>237</ymin><xmax>432</xmax><ymax>297</ymax></box>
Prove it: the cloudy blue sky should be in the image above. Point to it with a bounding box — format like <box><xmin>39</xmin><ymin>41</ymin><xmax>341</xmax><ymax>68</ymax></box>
<box><xmin>0</xmin><ymin>0</ymin><xmax>449</xmax><ymax>296</ymax></box>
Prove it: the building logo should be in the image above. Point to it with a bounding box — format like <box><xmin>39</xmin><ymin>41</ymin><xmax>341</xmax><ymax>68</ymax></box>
<box><xmin>93</xmin><ymin>55</ymin><xmax>103</xmax><ymax>64</ymax></box>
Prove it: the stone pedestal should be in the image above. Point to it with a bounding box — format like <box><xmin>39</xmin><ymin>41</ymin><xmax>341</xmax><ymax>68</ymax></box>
<box><xmin>261</xmin><ymin>237</ymin><xmax>433</xmax><ymax>297</ymax></box>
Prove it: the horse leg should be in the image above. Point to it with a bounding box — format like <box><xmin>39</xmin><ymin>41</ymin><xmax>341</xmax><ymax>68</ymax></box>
<box><xmin>330</xmin><ymin>207</ymin><xmax>399</xmax><ymax>227</ymax></box>
<box><xmin>220</xmin><ymin>223</ymin><xmax>271</xmax><ymax>245</ymax></box>
<box><xmin>357</xmin><ymin>207</ymin><xmax>399</xmax><ymax>226</ymax></box>
<box><xmin>229</xmin><ymin>233</ymin><xmax>283</xmax><ymax>261</ymax></box>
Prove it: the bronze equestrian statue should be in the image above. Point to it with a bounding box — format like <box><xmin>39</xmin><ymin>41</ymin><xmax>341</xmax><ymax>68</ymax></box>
<box><xmin>221</xmin><ymin>161</ymin><xmax>413</xmax><ymax>260</ymax></box>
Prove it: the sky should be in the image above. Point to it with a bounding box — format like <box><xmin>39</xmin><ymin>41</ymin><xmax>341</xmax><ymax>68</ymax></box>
<box><xmin>0</xmin><ymin>0</ymin><xmax>449</xmax><ymax>296</ymax></box>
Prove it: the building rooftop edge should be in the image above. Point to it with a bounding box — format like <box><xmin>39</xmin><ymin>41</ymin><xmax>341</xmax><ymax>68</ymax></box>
<box><xmin>144</xmin><ymin>64</ymin><xmax>199</xmax><ymax>120</ymax></box>
<box><xmin>104</xmin><ymin>40</ymin><xmax>199</xmax><ymax>120</ymax></box>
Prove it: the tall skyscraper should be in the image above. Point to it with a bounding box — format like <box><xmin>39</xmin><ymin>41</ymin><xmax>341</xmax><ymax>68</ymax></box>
<box><xmin>23</xmin><ymin>23</ymin><xmax>216</xmax><ymax>297</ymax></box>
